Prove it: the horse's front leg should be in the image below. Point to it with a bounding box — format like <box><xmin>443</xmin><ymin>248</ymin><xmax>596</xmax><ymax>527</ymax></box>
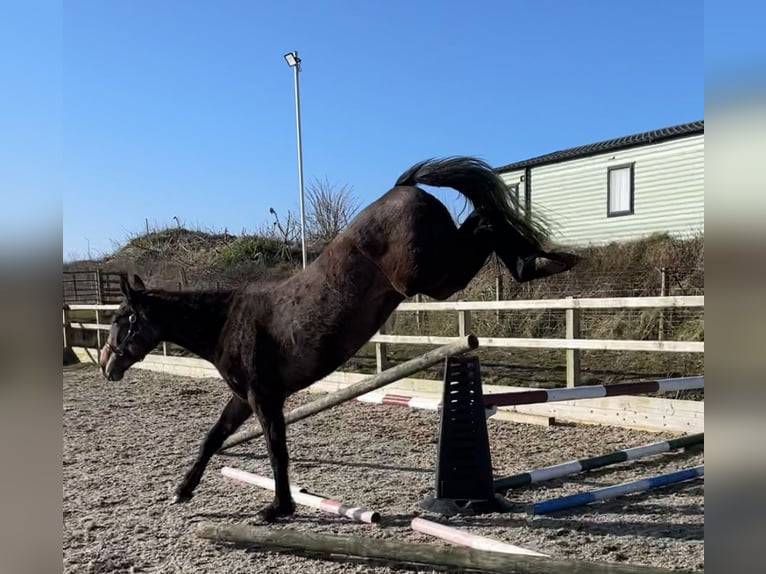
<box><xmin>248</xmin><ymin>389</ymin><xmax>295</xmax><ymax>522</ymax></box>
<box><xmin>173</xmin><ymin>395</ymin><xmax>251</xmax><ymax>503</ymax></box>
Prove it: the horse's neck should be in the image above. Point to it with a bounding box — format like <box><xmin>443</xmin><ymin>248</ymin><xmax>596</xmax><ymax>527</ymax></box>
<box><xmin>149</xmin><ymin>291</ymin><xmax>231</xmax><ymax>362</ymax></box>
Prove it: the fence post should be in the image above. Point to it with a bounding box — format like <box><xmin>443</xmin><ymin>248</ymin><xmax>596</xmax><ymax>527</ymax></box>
<box><xmin>565</xmin><ymin>297</ymin><xmax>581</xmax><ymax>387</ymax></box>
<box><xmin>95</xmin><ymin>309</ymin><xmax>102</xmax><ymax>350</ymax></box>
<box><xmin>415</xmin><ymin>293</ymin><xmax>422</xmax><ymax>331</ymax></box>
<box><xmin>95</xmin><ymin>269</ymin><xmax>103</xmax><ymax>305</ymax></box>
<box><xmin>458</xmin><ymin>306</ymin><xmax>472</xmax><ymax>337</ymax></box>
<box><xmin>658</xmin><ymin>267</ymin><xmax>667</xmax><ymax>341</ymax></box>
<box><xmin>495</xmin><ymin>273</ymin><xmax>504</xmax><ymax>323</ymax></box>
<box><xmin>62</xmin><ymin>305</ymin><xmax>71</xmax><ymax>350</ymax></box>
<box><xmin>375</xmin><ymin>318</ymin><xmax>391</xmax><ymax>373</ymax></box>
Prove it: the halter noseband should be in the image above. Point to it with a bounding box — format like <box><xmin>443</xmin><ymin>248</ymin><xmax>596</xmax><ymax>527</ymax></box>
<box><xmin>107</xmin><ymin>313</ymin><xmax>138</xmax><ymax>357</ymax></box>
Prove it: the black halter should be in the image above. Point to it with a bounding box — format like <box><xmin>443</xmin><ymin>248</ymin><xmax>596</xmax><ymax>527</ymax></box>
<box><xmin>107</xmin><ymin>313</ymin><xmax>138</xmax><ymax>357</ymax></box>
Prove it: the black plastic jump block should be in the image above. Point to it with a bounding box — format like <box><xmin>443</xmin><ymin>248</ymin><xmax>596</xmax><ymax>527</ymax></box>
<box><xmin>419</xmin><ymin>355</ymin><xmax>512</xmax><ymax>516</ymax></box>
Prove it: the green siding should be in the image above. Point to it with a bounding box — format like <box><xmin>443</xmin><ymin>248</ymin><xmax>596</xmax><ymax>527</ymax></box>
<box><xmin>505</xmin><ymin>134</ymin><xmax>704</xmax><ymax>246</ymax></box>
<box><xmin>499</xmin><ymin>169</ymin><xmax>527</xmax><ymax>213</ymax></box>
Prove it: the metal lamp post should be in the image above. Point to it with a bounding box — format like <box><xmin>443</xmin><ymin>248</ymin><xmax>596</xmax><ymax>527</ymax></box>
<box><xmin>284</xmin><ymin>50</ymin><xmax>307</xmax><ymax>268</ymax></box>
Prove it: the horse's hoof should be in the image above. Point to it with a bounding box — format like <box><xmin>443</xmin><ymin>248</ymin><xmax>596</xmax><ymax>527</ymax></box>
<box><xmin>551</xmin><ymin>251</ymin><xmax>581</xmax><ymax>270</ymax></box>
<box><xmin>258</xmin><ymin>502</ymin><xmax>296</xmax><ymax>523</ymax></box>
<box><xmin>171</xmin><ymin>492</ymin><xmax>193</xmax><ymax>504</ymax></box>
<box><xmin>538</xmin><ymin>251</ymin><xmax>580</xmax><ymax>274</ymax></box>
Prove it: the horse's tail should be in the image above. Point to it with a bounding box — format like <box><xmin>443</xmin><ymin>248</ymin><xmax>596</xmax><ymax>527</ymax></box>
<box><xmin>395</xmin><ymin>156</ymin><xmax>550</xmax><ymax>249</ymax></box>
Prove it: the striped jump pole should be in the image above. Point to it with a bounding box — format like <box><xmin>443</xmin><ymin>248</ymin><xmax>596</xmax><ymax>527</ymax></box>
<box><xmin>411</xmin><ymin>517</ymin><xmax>547</xmax><ymax>557</ymax></box>
<box><xmin>221</xmin><ymin>467</ymin><xmax>381</xmax><ymax>524</ymax></box>
<box><xmin>494</xmin><ymin>433</ymin><xmax>703</xmax><ymax>491</ymax></box>
<box><xmin>356</xmin><ymin>393</ymin><xmax>442</xmax><ymax>411</ymax></box>
<box><xmin>484</xmin><ymin>376</ymin><xmax>703</xmax><ymax>408</ymax></box>
<box><xmin>527</xmin><ymin>465</ymin><xmax>704</xmax><ymax>515</ymax></box>
<box><xmin>356</xmin><ymin>392</ymin><xmax>498</xmax><ymax>417</ymax></box>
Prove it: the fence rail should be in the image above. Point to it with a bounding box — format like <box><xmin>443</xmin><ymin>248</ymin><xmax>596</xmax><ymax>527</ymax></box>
<box><xmin>63</xmin><ymin>271</ymin><xmax>123</xmax><ymax>304</ymax></box>
<box><xmin>63</xmin><ymin>295</ymin><xmax>703</xmax><ymax>388</ymax></box>
<box><xmin>394</xmin><ymin>295</ymin><xmax>703</xmax><ymax>311</ymax></box>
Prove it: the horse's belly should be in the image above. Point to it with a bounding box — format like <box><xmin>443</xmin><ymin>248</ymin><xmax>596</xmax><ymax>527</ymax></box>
<box><xmin>274</xmin><ymin>243</ymin><xmax>405</xmax><ymax>393</ymax></box>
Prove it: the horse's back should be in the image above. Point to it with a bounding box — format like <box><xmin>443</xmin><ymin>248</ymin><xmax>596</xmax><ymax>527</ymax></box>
<box><xmin>343</xmin><ymin>185</ymin><xmax>455</xmax><ymax>259</ymax></box>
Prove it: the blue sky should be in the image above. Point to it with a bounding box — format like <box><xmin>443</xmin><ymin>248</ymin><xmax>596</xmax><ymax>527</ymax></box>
<box><xmin>14</xmin><ymin>1</ymin><xmax>709</xmax><ymax>261</ymax></box>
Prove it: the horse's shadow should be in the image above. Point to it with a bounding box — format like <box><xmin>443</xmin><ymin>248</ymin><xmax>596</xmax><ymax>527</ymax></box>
<box><xmin>218</xmin><ymin>450</ymin><xmax>432</xmax><ymax>474</ymax></box>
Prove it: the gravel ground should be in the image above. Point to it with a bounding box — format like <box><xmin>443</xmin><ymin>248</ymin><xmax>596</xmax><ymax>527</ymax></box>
<box><xmin>63</xmin><ymin>365</ymin><xmax>704</xmax><ymax>573</ymax></box>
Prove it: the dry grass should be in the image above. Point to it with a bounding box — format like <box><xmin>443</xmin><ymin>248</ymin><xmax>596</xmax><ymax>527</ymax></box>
<box><xmin>65</xmin><ymin>229</ymin><xmax>704</xmax><ymax>384</ymax></box>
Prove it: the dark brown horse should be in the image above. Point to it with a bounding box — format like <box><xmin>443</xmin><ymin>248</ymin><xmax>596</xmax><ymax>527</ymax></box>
<box><xmin>99</xmin><ymin>157</ymin><xmax>578</xmax><ymax>522</ymax></box>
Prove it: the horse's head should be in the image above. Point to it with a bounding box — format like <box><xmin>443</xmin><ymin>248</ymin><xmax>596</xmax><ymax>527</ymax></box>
<box><xmin>99</xmin><ymin>273</ymin><xmax>162</xmax><ymax>381</ymax></box>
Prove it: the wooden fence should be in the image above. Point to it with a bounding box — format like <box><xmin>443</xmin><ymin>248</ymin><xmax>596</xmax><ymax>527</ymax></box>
<box><xmin>64</xmin><ymin>295</ymin><xmax>703</xmax><ymax>386</ymax></box>
<box><xmin>63</xmin><ymin>271</ymin><xmax>123</xmax><ymax>304</ymax></box>
<box><xmin>371</xmin><ymin>295</ymin><xmax>703</xmax><ymax>387</ymax></box>
<box><xmin>63</xmin><ymin>295</ymin><xmax>704</xmax><ymax>432</ymax></box>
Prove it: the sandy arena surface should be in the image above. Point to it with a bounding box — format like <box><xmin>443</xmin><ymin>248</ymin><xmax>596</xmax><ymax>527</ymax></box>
<box><xmin>63</xmin><ymin>365</ymin><xmax>704</xmax><ymax>573</ymax></box>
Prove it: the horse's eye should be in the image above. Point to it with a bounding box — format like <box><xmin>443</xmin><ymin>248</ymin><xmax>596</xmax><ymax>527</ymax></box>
<box><xmin>129</xmin><ymin>314</ymin><xmax>137</xmax><ymax>324</ymax></box>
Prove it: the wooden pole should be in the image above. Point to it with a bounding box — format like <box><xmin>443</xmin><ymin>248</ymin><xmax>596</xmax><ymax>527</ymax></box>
<box><xmin>194</xmin><ymin>522</ymin><xmax>685</xmax><ymax>574</ymax></box>
<box><xmin>220</xmin><ymin>335</ymin><xmax>479</xmax><ymax>451</ymax></box>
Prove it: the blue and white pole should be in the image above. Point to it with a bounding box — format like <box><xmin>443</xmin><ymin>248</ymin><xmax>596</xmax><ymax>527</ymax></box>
<box><xmin>527</xmin><ymin>465</ymin><xmax>704</xmax><ymax>515</ymax></box>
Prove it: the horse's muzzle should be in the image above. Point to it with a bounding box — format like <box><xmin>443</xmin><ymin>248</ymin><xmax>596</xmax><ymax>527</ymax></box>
<box><xmin>99</xmin><ymin>345</ymin><xmax>125</xmax><ymax>381</ymax></box>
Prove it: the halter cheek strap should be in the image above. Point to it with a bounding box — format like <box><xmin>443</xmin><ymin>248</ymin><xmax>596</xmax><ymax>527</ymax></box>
<box><xmin>107</xmin><ymin>314</ymin><xmax>138</xmax><ymax>357</ymax></box>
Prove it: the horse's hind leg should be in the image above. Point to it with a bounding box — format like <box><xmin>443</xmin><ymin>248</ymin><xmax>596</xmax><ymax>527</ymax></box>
<box><xmin>490</xmin><ymin>217</ymin><xmax>580</xmax><ymax>282</ymax></box>
<box><xmin>247</xmin><ymin>390</ymin><xmax>295</xmax><ymax>522</ymax></box>
<box><xmin>173</xmin><ymin>395</ymin><xmax>251</xmax><ymax>503</ymax></box>
<box><xmin>510</xmin><ymin>250</ymin><xmax>581</xmax><ymax>283</ymax></box>
<box><xmin>415</xmin><ymin>211</ymin><xmax>495</xmax><ymax>300</ymax></box>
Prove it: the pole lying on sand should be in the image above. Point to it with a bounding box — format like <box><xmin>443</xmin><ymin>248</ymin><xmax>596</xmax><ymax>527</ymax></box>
<box><xmin>195</xmin><ymin>522</ymin><xmax>687</xmax><ymax>574</ymax></box>
<box><xmin>219</xmin><ymin>335</ymin><xmax>479</xmax><ymax>451</ymax></box>
<box><xmin>527</xmin><ymin>465</ymin><xmax>705</xmax><ymax>516</ymax></box>
<box><xmin>494</xmin><ymin>433</ymin><xmax>704</xmax><ymax>491</ymax></box>
<box><xmin>221</xmin><ymin>467</ymin><xmax>381</xmax><ymax>524</ymax></box>
<box><xmin>411</xmin><ymin>517</ymin><xmax>547</xmax><ymax>557</ymax></box>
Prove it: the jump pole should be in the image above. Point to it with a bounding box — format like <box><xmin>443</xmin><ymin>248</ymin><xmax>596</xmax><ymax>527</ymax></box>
<box><xmin>356</xmin><ymin>393</ymin><xmax>442</xmax><ymax>410</ymax></box>
<box><xmin>527</xmin><ymin>465</ymin><xmax>704</xmax><ymax>515</ymax></box>
<box><xmin>411</xmin><ymin>517</ymin><xmax>547</xmax><ymax>557</ymax></box>
<box><xmin>494</xmin><ymin>433</ymin><xmax>704</xmax><ymax>491</ymax></box>
<box><xmin>356</xmin><ymin>392</ymin><xmax>498</xmax><ymax>417</ymax></box>
<box><xmin>221</xmin><ymin>466</ymin><xmax>381</xmax><ymax>524</ymax></box>
<box><xmin>220</xmin><ymin>335</ymin><xmax>478</xmax><ymax>451</ymax></box>
<box><xmin>483</xmin><ymin>376</ymin><xmax>703</xmax><ymax>408</ymax></box>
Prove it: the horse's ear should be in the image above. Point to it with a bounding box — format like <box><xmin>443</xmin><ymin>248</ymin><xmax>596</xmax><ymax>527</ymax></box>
<box><xmin>119</xmin><ymin>273</ymin><xmax>133</xmax><ymax>302</ymax></box>
<box><xmin>132</xmin><ymin>274</ymin><xmax>146</xmax><ymax>291</ymax></box>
